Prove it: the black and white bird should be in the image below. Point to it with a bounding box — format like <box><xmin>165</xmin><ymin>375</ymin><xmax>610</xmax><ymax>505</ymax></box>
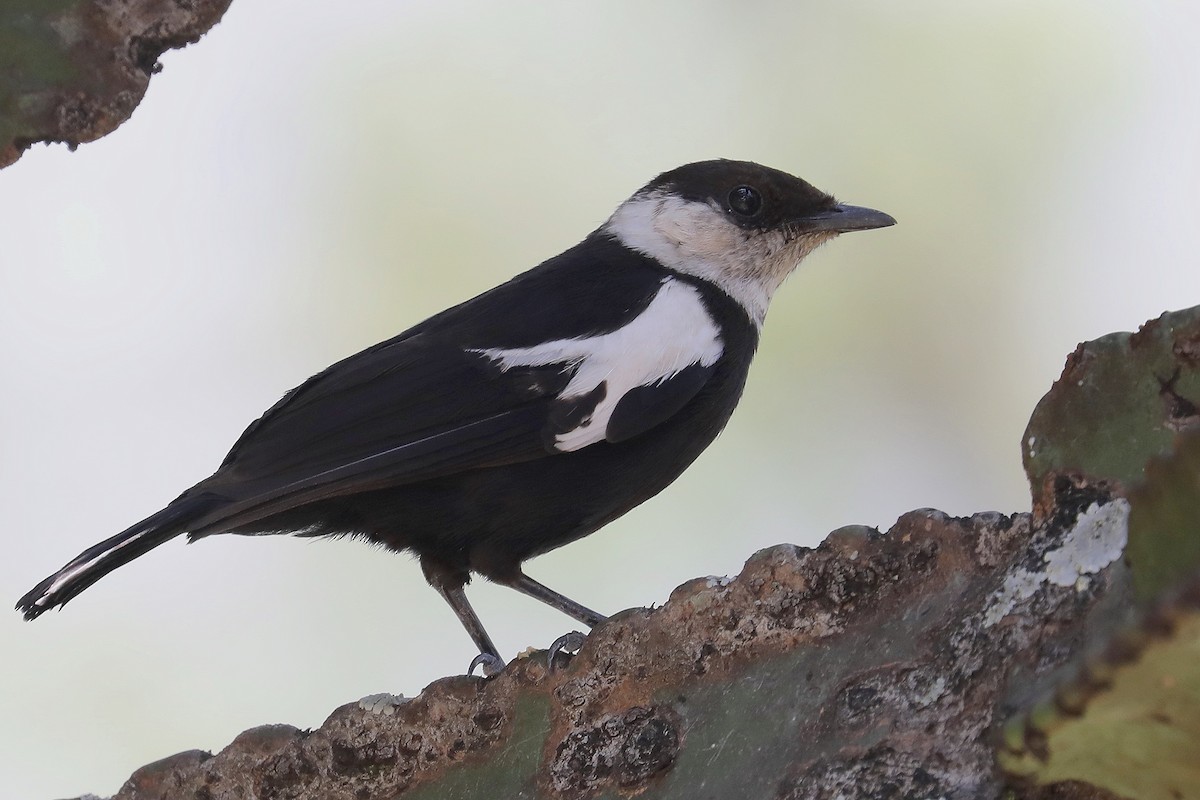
<box><xmin>17</xmin><ymin>160</ymin><xmax>894</xmax><ymax>672</ymax></box>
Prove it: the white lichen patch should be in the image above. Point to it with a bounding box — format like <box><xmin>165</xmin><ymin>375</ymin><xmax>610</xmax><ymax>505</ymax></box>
<box><xmin>1042</xmin><ymin>499</ymin><xmax>1129</xmax><ymax>587</ymax></box>
<box><xmin>359</xmin><ymin>692</ymin><xmax>408</xmax><ymax>716</ymax></box>
<box><xmin>909</xmin><ymin>675</ymin><xmax>948</xmax><ymax>709</ymax></box>
<box><xmin>792</xmin><ymin>609</ymin><xmax>842</xmax><ymax>638</ymax></box>
<box><xmin>983</xmin><ymin>500</ymin><xmax>1129</xmax><ymax>628</ymax></box>
<box><xmin>983</xmin><ymin>570</ymin><xmax>1046</xmax><ymax>627</ymax></box>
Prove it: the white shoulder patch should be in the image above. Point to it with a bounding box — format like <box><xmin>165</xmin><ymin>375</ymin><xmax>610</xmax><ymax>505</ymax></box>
<box><xmin>471</xmin><ymin>278</ymin><xmax>723</xmax><ymax>452</ymax></box>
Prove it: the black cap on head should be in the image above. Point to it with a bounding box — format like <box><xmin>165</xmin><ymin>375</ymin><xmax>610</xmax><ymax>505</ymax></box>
<box><xmin>646</xmin><ymin>160</ymin><xmax>836</xmax><ymax>230</ymax></box>
<box><xmin>644</xmin><ymin>159</ymin><xmax>894</xmax><ymax>234</ymax></box>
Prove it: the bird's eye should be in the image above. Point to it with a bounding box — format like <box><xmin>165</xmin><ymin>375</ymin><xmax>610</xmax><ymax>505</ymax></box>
<box><xmin>727</xmin><ymin>185</ymin><xmax>763</xmax><ymax>218</ymax></box>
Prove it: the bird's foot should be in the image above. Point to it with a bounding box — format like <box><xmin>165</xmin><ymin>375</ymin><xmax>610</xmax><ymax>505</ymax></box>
<box><xmin>547</xmin><ymin>630</ymin><xmax>588</xmax><ymax>671</ymax></box>
<box><xmin>468</xmin><ymin>652</ymin><xmax>506</xmax><ymax>677</ymax></box>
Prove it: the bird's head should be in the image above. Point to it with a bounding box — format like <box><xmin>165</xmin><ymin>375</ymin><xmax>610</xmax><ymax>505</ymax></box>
<box><xmin>603</xmin><ymin>159</ymin><xmax>895</xmax><ymax>325</ymax></box>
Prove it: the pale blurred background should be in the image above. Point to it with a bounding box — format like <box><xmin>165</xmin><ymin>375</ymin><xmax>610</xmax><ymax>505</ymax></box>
<box><xmin>3</xmin><ymin>1</ymin><xmax>1199</xmax><ymax>797</ymax></box>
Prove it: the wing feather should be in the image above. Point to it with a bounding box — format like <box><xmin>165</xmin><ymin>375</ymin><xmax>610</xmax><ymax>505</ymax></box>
<box><xmin>188</xmin><ymin>403</ymin><xmax>551</xmax><ymax>534</ymax></box>
<box><xmin>182</xmin><ymin>233</ymin><xmax>720</xmax><ymax>536</ymax></box>
<box><xmin>604</xmin><ymin>363</ymin><xmax>715</xmax><ymax>443</ymax></box>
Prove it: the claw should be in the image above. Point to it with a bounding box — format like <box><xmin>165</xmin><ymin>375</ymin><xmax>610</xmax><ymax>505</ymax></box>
<box><xmin>468</xmin><ymin>652</ymin><xmax>505</xmax><ymax>677</ymax></box>
<box><xmin>547</xmin><ymin>630</ymin><xmax>588</xmax><ymax>671</ymax></box>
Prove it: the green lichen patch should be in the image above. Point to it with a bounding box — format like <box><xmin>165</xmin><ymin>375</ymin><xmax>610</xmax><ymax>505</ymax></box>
<box><xmin>1000</xmin><ymin>426</ymin><xmax>1200</xmax><ymax>799</ymax></box>
<box><xmin>403</xmin><ymin>693</ymin><xmax>552</xmax><ymax>800</ymax></box>
<box><xmin>1128</xmin><ymin>427</ymin><xmax>1200</xmax><ymax>605</ymax></box>
<box><xmin>1000</xmin><ymin>610</ymin><xmax>1200</xmax><ymax>800</ymax></box>
<box><xmin>1023</xmin><ymin>306</ymin><xmax>1200</xmax><ymax>514</ymax></box>
<box><xmin>0</xmin><ymin>0</ymin><xmax>231</xmax><ymax>167</ymax></box>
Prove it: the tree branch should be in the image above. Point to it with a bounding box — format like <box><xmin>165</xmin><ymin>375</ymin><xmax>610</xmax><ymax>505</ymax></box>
<box><xmin>84</xmin><ymin>308</ymin><xmax>1200</xmax><ymax>799</ymax></box>
<box><xmin>0</xmin><ymin>0</ymin><xmax>231</xmax><ymax>168</ymax></box>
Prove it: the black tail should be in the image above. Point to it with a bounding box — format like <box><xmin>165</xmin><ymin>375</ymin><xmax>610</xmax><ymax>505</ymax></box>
<box><xmin>16</xmin><ymin>495</ymin><xmax>219</xmax><ymax>620</ymax></box>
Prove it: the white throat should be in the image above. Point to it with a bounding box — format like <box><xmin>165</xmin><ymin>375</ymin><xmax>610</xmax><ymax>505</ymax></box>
<box><xmin>603</xmin><ymin>191</ymin><xmax>828</xmax><ymax>328</ymax></box>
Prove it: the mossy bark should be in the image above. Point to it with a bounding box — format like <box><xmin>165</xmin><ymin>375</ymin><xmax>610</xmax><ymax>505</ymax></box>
<box><xmin>82</xmin><ymin>307</ymin><xmax>1200</xmax><ymax>799</ymax></box>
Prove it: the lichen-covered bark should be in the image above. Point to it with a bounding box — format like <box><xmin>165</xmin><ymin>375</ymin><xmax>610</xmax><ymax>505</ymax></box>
<box><xmin>73</xmin><ymin>309</ymin><xmax>1200</xmax><ymax>800</ymax></box>
<box><xmin>0</xmin><ymin>0</ymin><xmax>232</xmax><ymax>168</ymax></box>
<box><xmin>1001</xmin><ymin>430</ymin><xmax>1200</xmax><ymax>800</ymax></box>
<box><xmin>100</xmin><ymin>502</ymin><xmax>1130</xmax><ymax>800</ymax></box>
<box><xmin>1023</xmin><ymin>306</ymin><xmax>1200</xmax><ymax>517</ymax></box>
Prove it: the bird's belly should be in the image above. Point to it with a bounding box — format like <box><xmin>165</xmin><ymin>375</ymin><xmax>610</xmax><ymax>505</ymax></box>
<box><xmin>346</xmin><ymin>395</ymin><xmax>735</xmax><ymax>576</ymax></box>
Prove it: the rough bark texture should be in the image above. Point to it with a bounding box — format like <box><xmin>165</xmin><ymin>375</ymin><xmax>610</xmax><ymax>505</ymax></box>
<box><xmin>71</xmin><ymin>308</ymin><xmax>1200</xmax><ymax>800</ymax></box>
<box><xmin>0</xmin><ymin>0</ymin><xmax>232</xmax><ymax>168</ymax></box>
<box><xmin>102</xmin><ymin>509</ymin><xmax>1110</xmax><ymax>799</ymax></box>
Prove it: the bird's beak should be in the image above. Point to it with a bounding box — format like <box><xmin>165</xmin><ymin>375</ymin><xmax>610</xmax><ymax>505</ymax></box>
<box><xmin>801</xmin><ymin>203</ymin><xmax>896</xmax><ymax>233</ymax></box>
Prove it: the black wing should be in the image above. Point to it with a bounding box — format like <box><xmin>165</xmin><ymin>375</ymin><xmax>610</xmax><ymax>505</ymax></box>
<box><xmin>186</xmin><ymin>337</ymin><xmax>559</xmax><ymax>532</ymax></box>
<box><xmin>605</xmin><ymin>363</ymin><xmax>716</xmax><ymax>443</ymax></box>
<box><xmin>183</xmin><ymin>232</ymin><xmax>711</xmax><ymax>535</ymax></box>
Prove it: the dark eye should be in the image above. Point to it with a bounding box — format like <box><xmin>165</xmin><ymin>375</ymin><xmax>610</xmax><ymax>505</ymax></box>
<box><xmin>727</xmin><ymin>185</ymin><xmax>762</xmax><ymax>218</ymax></box>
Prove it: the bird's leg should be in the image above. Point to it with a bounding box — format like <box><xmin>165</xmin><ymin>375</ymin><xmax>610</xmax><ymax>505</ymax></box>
<box><xmin>437</xmin><ymin>583</ymin><xmax>505</xmax><ymax>677</ymax></box>
<box><xmin>505</xmin><ymin>571</ymin><xmax>608</xmax><ymax>670</ymax></box>
<box><xmin>422</xmin><ymin>558</ymin><xmax>504</xmax><ymax>676</ymax></box>
<box><xmin>507</xmin><ymin>571</ymin><xmax>607</xmax><ymax>627</ymax></box>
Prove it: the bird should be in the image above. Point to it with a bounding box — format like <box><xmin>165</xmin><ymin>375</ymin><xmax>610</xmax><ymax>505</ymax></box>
<box><xmin>17</xmin><ymin>159</ymin><xmax>894</xmax><ymax>673</ymax></box>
